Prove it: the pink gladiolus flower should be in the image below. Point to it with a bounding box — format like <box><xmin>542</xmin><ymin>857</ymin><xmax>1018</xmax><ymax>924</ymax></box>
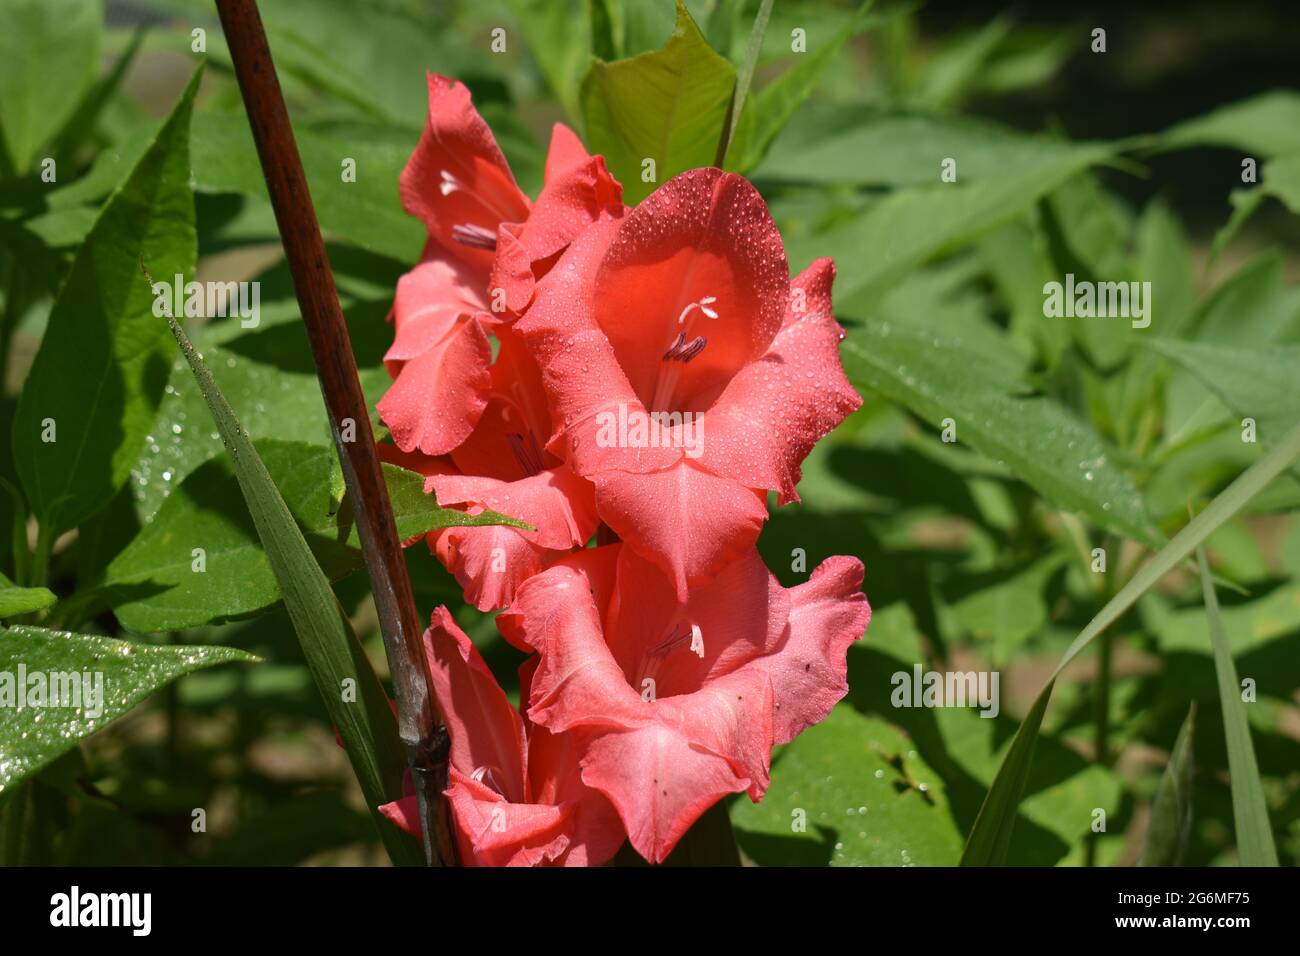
<box><xmin>377</xmin><ymin>75</ymin><xmax>616</xmax><ymax>609</ymax></box>
<box><xmin>515</xmin><ymin>168</ymin><xmax>862</xmax><ymax>597</ymax></box>
<box><xmin>498</xmin><ymin>543</ymin><xmax>871</xmax><ymax>863</ymax></box>
<box><xmin>380</xmin><ymin>74</ymin><xmax>622</xmax><ymax>458</ymax></box>
<box><xmin>377</xmin><ymin>75</ymin><xmax>872</xmax><ymax>867</ymax></box>
<box><xmin>379</xmin><ymin>607</ymin><xmax>624</xmax><ymax>866</ymax></box>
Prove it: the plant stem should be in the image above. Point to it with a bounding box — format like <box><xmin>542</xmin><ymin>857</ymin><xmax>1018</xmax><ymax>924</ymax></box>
<box><xmin>0</xmin><ymin>254</ymin><xmax>18</xmax><ymax>397</ymax></box>
<box><xmin>1086</xmin><ymin>534</ymin><xmax>1119</xmax><ymax>867</ymax></box>
<box><xmin>214</xmin><ymin>0</ymin><xmax>455</xmax><ymax>865</ymax></box>
<box><xmin>29</xmin><ymin>521</ymin><xmax>53</xmax><ymax>589</ymax></box>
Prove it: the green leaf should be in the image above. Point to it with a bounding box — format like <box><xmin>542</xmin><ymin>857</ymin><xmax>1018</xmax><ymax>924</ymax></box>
<box><xmin>0</xmin><ymin>0</ymin><xmax>102</xmax><ymax>173</ymax></box>
<box><xmin>0</xmin><ymin>572</ymin><xmax>55</xmax><ymax>619</ymax></box>
<box><xmin>0</xmin><ymin>624</ymin><xmax>254</xmax><ymax>791</ymax></box>
<box><xmin>1139</xmin><ymin>704</ymin><xmax>1195</xmax><ymax>867</ymax></box>
<box><xmin>156</xmin><ymin>296</ymin><xmax>421</xmax><ymax>866</ymax></box>
<box><xmin>758</xmin><ymin>110</ymin><xmax>1096</xmax><ymax>187</ymax></box>
<box><xmin>1212</xmin><ymin>152</ymin><xmax>1300</xmax><ymax>256</ymax></box>
<box><xmin>798</xmin><ymin>142</ymin><xmax>1113</xmax><ymax>302</ymax></box>
<box><xmin>505</xmin><ymin>0</ymin><xmax>590</xmax><ymax>120</ymax></box>
<box><xmin>841</xmin><ymin>321</ymin><xmax>1158</xmax><ymax>546</ymax></box>
<box><xmin>100</xmin><ymin>440</ymin><xmax>526</xmax><ymax>632</ymax></box>
<box><xmin>127</xmin><ymin>306</ymin><xmax>394</xmax><ymax>523</ymax></box>
<box><xmin>960</xmin><ymin>422</ymin><xmax>1300</xmax><ymax>864</ymax></box>
<box><xmin>913</xmin><ymin>17</ymin><xmax>1010</xmax><ymax>110</ymax></box>
<box><xmin>580</xmin><ymin>0</ymin><xmax>736</xmax><ymax>204</ymax></box>
<box><xmin>957</xmin><ymin>682</ymin><xmax>1052</xmax><ymax>866</ymax></box>
<box><xmin>1157</xmin><ymin>91</ymin><xmax>1300</xmax><ymax>158</ymax></box>
<box><xmin>726</xmin><ymin>0</ymin><xmax>871</xmax><ymax>172</ymax></box>
<box><xmin>732</xmin><ymin>704</ymin><xmax>966</xmax><ymax>866</ymax></box>
<box><xmin>191</xmin><ymin>111</ymin><xmax>423</xmax><ymax>263</ymax></box>
<box><xmin>944</xmin><ymin>555</ymin><xmax>1065</xmax><ymax>663</ymax></box>
<box><xmin>12</xmin><ymin>68</ymin><xmax>199</xmax><ymax>535</ymax></box>
<box><xmin>1150</xmin><ymin>341</ymin><xmax>1300</xmax><ymax>451</ymax></box>
<box><xmin>1196</xmin><ymin>548</ymin><xmax>1278</xmax><ymax>866</ymax></box>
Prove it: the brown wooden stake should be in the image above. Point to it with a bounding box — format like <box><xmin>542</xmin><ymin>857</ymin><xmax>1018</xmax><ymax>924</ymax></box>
<box><xmin>214</xmin><ymin>0</ymin><xmax>456</xmax><ymax>866</ymax></box>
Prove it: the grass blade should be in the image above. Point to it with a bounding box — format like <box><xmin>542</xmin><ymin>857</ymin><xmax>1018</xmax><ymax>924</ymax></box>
<box><xmin>1139</xmin><ymin>704</ymin><xmax>1196</xmax><ymax>866</ymax></box>
<box><xmin>1197</xmin><ymin>548</ymin><xmax>1278</xmax><ymax>866</ymax></box>
<box><xmin>716</xmin><ymin>0</ymin><xmax>774</xmax><ymax>167</ymax></box>
<box><xmin>961</xmin><ymin>421</ymin><xmax>1300</xmax><ymax>864</ymax></box>
<box><xmin>150</xmin><ymin>270</ymin><xmax>421</xmax><ymax>866</ymax></box>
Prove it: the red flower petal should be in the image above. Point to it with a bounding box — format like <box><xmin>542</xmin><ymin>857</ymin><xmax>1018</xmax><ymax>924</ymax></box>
<box><xmin>593</xmin><ymin>168</ymin><xmax>788</xmax><ymax>413</ymax></box>
<box><xmin>592</xmin><ymin>461</ymin><xmax>767</xmax><ymax>599</ymax></box>
<box><xmin>490</xmin><ymin>124</ymin><xmax>624</xmax><ymax>314</ymax></box>
<box><xmin>445</xmin><ymin>771</ymin><xmax>573</xmax><ymax>867</ymax></box>
<box><xmin>424</xmin><ymin>607</ymin><xmax>529</xmax><ymax>804</ymax></box>
<box><xmin>766</xmin><ymin>555</ymin><xmax>871</xmax><ymax>744</ymax></box>
<box><xmin>400</xmin><ymin>74</ymin><xmax>530</xmax><ymax>282</ymax></box>
<box><xmin>697</xmin><ymin>258</ymin><xmax>863</xmax><ymax>503</ymax></box>
<box><xmin>378</xmin><ymin>260</ymin><xmax>494</xmax><ymax>458</ymax></box>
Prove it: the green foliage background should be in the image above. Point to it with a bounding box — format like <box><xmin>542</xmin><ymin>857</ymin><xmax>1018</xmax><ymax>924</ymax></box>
<box><xmin>0</xmin><ymin>0</ymin><xmax>1298</xmax><ymax>866</ymax></box>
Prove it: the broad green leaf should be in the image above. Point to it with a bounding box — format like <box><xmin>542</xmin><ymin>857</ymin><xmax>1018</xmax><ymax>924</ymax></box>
<box><xmin>1157</xmin><ymin>91</ymin><xmax>1300</xmax><ymax>158</ymax></box>
<box><xmin>127</xmin><ymin>303</ymin><xmax>394</xmax><ymax>523</ymax></box>
<box><xmin>505</xmin><ymin>0</ymin><xmax>590</xmax><ymax>120</ymax></box>
<box><xmin>158</xmin><ymin>300</ymin><xmax>421</xmax><ymax>866</ymax></box>
<box><xmin>1213</xmin><ymin>152</ymin><xmax>1300</xmax><ymax>256</ymax></box>
<box><xmin>0</xmin><ymin>0</ymin><xmax>101</xmax><ymax>173</ymax></box>
<box><xmin>972</xmin><ymin>28</ymin><xmax>1072</xmax><ymax>95</ymax></box>
<box><xmin>960</xmin><ymin>422</ymin><xmax>1300</xmax><ymax>864</ymax></box>
<box><xmin>1139</xmin><ymin>704</ymin><xmax>1195</xmax><ymax>867</ymax></box>
<box><xmin>0</xmin><ymin>624</ymin><xmax>254</xmax><ymax>791</ymax></box>
<box><xmin>49</xmin><ymin>24</ymin><xmax>146</xmax><ymax>164</ymax></box>
<box><xmin>841</xmin><ymin>321</ymin><xmax>1158</xmax><ymax>546</ymax></box>
<box><xmin>944</xmin><ymin>555</ymin><xmax>1065</xmax><ymax>663</ymax></box>
<box><xmin>726</xmin><ymin>0</ymin><xmax>870</xmax><ymax>172</ymax></box>
<box><xmin>1196</xmin><ymin>548</ymin><xmax>1278</xmax><ymax>866</ymax></box>
<box><xmin>1146</xmin><ymin>578</ymin><xmax>1300</xmax><ymax>662</ymax></box>
<box><xmin>12</xmin><ymin>68</ymin><xmax>199</xmax><ymax>535</ymax></box>
<box><xmin>269</xmin><ymin>0</ymin><xmax>486</xmax><ymax>128</ymax></box>
<box><xmin>1150</xmin><ymin>341</ymin><xmax>1300</xmax><ymax>450</ymax></box>
<box><xmin>101</xmin><ymin>440</ymin><xmax>526</xmax><ymax>632</ymax></box>
<box><xmin>191</xmin><ymin>111</ymin><xmax>423</xmax><ymax>263</ymax></box>
<box><xmin>0</xmin><ymin>572</ymin><xmax>55</xmax><ymax>619</ymax></box>
<box><xmin>758</xmin><ymin>109</ymin><xmax>1098</xmax><ymax>187</ymax></box>
<box><xmin>731</xmin><ymin>705</ymin><xmax>966</xmax><ymax>866</ymax></box>
<box><xmin>913</xmin><ymin>17</ymin><xmax>1009</xmax><ymax>109</ymax></box>
<box><xmin>580</xmin><ymin>0</ymin><xmax>736</xmax><ymax>204</ymax></box>
<box><xmin>798</xmin><ymin>143</ymin><xmax>1113</xmax><ymax>302</ymax></box>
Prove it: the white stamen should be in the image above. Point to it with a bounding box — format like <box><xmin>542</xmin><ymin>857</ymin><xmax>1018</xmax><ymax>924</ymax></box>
<box><xmin>677</xmin><ymin>296</ymin><xmax>720</xmax><ymax>326</ymax></box>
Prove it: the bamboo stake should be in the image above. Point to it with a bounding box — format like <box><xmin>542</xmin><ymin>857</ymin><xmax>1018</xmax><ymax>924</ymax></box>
<box><xmin>213</xmin><ymin>0</ymin><xmax>455</xmax><ymax>866</ymax></box>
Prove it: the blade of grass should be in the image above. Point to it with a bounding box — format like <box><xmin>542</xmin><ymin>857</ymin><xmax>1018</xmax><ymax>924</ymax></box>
<box><xmin>715</xmin><ymin>0</ymin><xmax>773</xmax><ymax>167</ymax></box>
<box><xmin>961</xmin><ymin>421</ymin><xmax>1300</xmax><ymax>864</ymax></box>
<box><xmin>1197</xmin><ymin>548</ymin><xmax>1278</xmax><ymax>866</ymax></box>
<box><xmin>146</xmin><ymin>263</ymin><xmax>422</xmax><ymax>867</ymax></box>
<box><xmin>1139</xmin><ymin>704</ymin><xmax>1195</xmax><ymax>866</ymax></box>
